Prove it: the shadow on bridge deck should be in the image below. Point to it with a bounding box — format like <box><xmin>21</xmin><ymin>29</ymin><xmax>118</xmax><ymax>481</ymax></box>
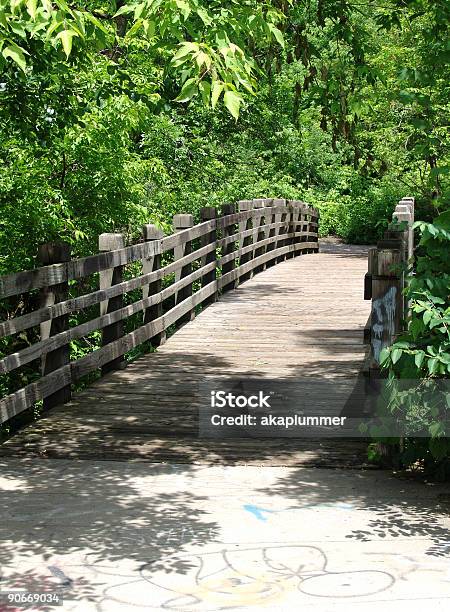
<box><xmin>0</xmin><ymin>241</ymin><xmax>373</xmax><ymax>467</ymax></box>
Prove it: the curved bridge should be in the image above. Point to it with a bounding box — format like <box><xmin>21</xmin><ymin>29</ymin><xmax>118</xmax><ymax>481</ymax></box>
<box><xmin>0</xmin><ymin>199</ymin><xmax>372</xmax><ymax>465</ymax></box>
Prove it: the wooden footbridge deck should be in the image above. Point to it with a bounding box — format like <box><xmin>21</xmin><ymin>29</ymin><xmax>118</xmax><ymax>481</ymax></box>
<box><xmin>0</xmin><ymin>197</ymin><xmax>413</xmax><ymax>467</ymax></box>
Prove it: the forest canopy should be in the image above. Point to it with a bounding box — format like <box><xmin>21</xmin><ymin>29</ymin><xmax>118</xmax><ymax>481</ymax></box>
<box><xmin>0</xmin><ymin>0</ymin><xmax>449</xmax><ymax>273</ymax></box>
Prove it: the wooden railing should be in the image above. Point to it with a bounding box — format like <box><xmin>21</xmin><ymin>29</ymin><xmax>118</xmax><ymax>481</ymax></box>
<box><xmin>0</xmin><ymin>198</ymin><xmax>319</xmax><ymax>425</ymax></box>
<box><xmin>364</xmin><ymin>197</ymin><xmax>415</xmax><ymax>371</ymax></box>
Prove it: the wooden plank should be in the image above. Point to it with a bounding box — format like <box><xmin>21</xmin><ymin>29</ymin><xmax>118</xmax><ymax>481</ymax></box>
<box><xmin>0</xmin><ymin>241</ymin><xmax>217</xmax><ymax>339</ymax></box>
<box><xmin>99</xmin><ymin>233</ymin><xmax>125</xmax><ymax>375</ymax></box>
<box><xmin>218</xmin><ymin>242</ymin><xmax>318</xmax><ymax>288</ymax></box>
<box><xmin>200</xmin><ymin>207</ymin><xmax>218</xmax><ymax>306</ymax></box>
<box><xmin>0</xmin><ymin>240</ymin><xmax>160</xmax><ymax>299</ymax></box>
<box><xmin>38</xmin><ymin>242</ymin><xmax>72</xmax><ymax>410</ymax></box>
<box><xmin>0</xmin><ymin>261</ymin><xmax>216</xmax><ymax>374</ymax></box>
<box><xmin>220</xmin><ymin>203</ymin><xmax>237</xmax><ymax>293</ymax></box>
<box><xmin>161</xmin><ymin>218</ymin><xmax>216</xmax><ymax>251</ymax></box>
<box><xmin>173</xmin><ymin>214</ymin><xmax>195</xmax><ymax>324</ymax></box>
<box><xmin>237</xmin><ymin>200</ymin><xmax>254</xmax><ymax>284</ymax></box>
<box><xmin>142</xmin><ymin>224</ymin><xmax>165</xmax><ymax>347</ymax></box>
<box><xmin>0</xmin><ymin>279</ymin><xmax>219</xmax><ymax>423</ymax></box>
<box><xmin>0</xmin><ymin>365</ymin><xmax>72</xmax><ymax>424</ymax></box>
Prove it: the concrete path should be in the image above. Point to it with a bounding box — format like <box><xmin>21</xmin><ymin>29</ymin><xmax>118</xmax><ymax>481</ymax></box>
<box><xmin>1</xmin><ymin>458</ymin><xmax>449</xmax><ymax>611</ymax></box>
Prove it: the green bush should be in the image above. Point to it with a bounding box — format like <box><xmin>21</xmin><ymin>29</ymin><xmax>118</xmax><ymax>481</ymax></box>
<box><xmin>376</xmin><ymin>211</ymin><xmax>450</xmax><ymax>479</ymax></box>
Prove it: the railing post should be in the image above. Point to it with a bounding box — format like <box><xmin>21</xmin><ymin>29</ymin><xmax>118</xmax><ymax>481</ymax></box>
<box><xmin>392</xmin><ymin>197</ymin><xmax>414</xmax><ymax>263</ymax></box>
<box><xmin>286</xmin><ymin>200</ymin><xmax>299</xmax><ymax>259</ymax></box>
<box><xmin>370</xmin><ymin>248</ymin><xmax>403</xmax><ymax>364</ymax></box>
<box><xmin>277</xmin><ymin>198</ymin><xmax>289</xmax><ymax>264</ymax></box>
<box><xmin>265</xmin><ymin>198</ymin><xmax>277</xmax><ymax>268</ymax></box>
<box><xmin>142</xmin><ymin>224</ymin><xmax>165</xmax><ymax>347</ymax></box>
<box><xmin>38</xmin><ymin>241</ymin><xmax>71</xmax><ymax>409</ymax></box>
<box><xmin>99</xmin><ymin>232</ymin><xmax>126</xmax><ymax>375</ymax></box>
<box><xmin>261</xmin><ymin>198</ymin><xmax>273</xmax><ymax>270</ymax></box>
<box><xmin>200</xmin><ymin>207</ymin><xmax>218</xmax><ymax>306</ymax></box>
<box><xmin>252</xmin><ymin>199</ymin><xmax>266</xmax><ymax>272</ymax></box>
<box><xmin>221</xmin><ymin>202</ymin><xmax>237</xmax><ymax>292</ymax></box>
<box><xmin>310</xmin><ymin>206</ymin><xmax>320</xmax><ymax>253</ymax></box>
<box><xmin>237</xmin><ymin>200</ymin><xmax>253</xmax><ymax>284</ymax></box>
<box><xmin>173</xmin><ymin>214</ymin><xmax>195</xmax><ymax>324</ymax></box>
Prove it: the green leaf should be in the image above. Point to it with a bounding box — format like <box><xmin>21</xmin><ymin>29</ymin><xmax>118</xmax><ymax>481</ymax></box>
<box><xmin>429</xmin><ymin>422</ymin><xmax>443</xmax><ymax>438</ymax></box>
<box><xmin>56</xmin><ymin>30</ymin><xmax>78</xmax><ymax>58</ymax></box>
<box><xmin>84</xmin><ymin>12</ymin><xmax>109</xmax><ymax>34</ymax></box>
<box><xmin>268</xmin><ymin>24</ymin><xmax>285</xmax><ymax>48</ymax></box>
<box><xmin>427</xmin><ymin>358</ymin><xmax>438</xmax><ymax>375</ymax></box>
<box><xmin>434</xmin><ymin>210</ymin><xmax>450</xmax><ymax>231</ymax></box>
<box><xmin>2</xmin><ymin>43</ymin><xmax>27</xmax><ymax>72</ymax></box>
<box><xmin>26</xmin><ymin>0</ymin><xmax>37</xmax><ymax>19</ymax></box>
<box><xmin>391</xmin><ymin>348</ymin><xmax>402</xmax><ymax>364</ymax></box>
<box><xmin>414</xmin><ymin>351</ymin><xmax>425</xmax><ymax>369</ymax></box>
<box><xmin>423</xmin><ymin>310</ymin><xmax>433</xmax><ymax>325</ymax></box>
<box><xmin>114</xmin><ymin>5</ymin><xmax>134</xmax><ymax>17</ymax></box>
<box><xmin>379</xmin><ymin>347</ymin><xmax>391</xmax><ymax>365</ymax></box>
<box><xmin>175</xmin><ymin>0</ymin><xmax>191</xmax><ymax>20</ymax></box>
<box><xmin>211</xmin><ymin>81</ymin><xmax>223</xmax><ymax>108</ymax></box>
<box><xmin>175</xmin><ymin>77</ymin><xmax>197</xmax><ymax>102</ymax></box>
<box><xmin>223</xmin><ymin>89</ymin><xmax>241</xmax><ymax>119</ymax></box>
<box><xmin>197</xmin><ymin>7</ymin><xmax>212</xmax><ymax>26</ymax></box>
<box><xmin>199</xmin><ymin>80</ymin><xmax>211</xmax><ymax>106</ymax></box>
<box><xmin>172</xmin><ymin>42</ymin><xmax>197</xmax><ymax>65</ymax></box>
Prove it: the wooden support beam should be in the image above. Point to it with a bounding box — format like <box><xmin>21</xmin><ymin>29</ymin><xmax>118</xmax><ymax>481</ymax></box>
<box><xmin>275</xmin><ymin>198</ymin><xmax>288</xmax><ymax>264</ymax></box>
<box><xmin>38</xmin><ymin>241</ymin><xmax>72</xmax><ymax>410</ymax></box>
<box><xmin>237</xmin><ymin>200</ymin><xmax>253</xmax><ymax>284</ymax></box>
<box><xmin>370</xmin><ymin>249</ymin><xmax>403</xmax><ymax>364</ymax></box>
<box><xmin>252</xmin><ymin>199</ymin><xmax>266</xmax><ymax>272</ymax></box>
<box><xmin>220</xmin><ymin>203</ymin><xmax>237</xmax><ymax>292</ymax></box>
<box><xmin>200</xmin><ymin>207</ymin><xmax>218</xmax><ymax>306</ymax></box>
<box><xmin>173</xmin><ymin>214</ymin><xmax>195</xmax><ymax>324</ymax></box>
<box><xmin>142</xmin><ymin>224</ymin><xmax>165</xmax><ymax>347</ymax></box>
<box><xmin>99</xmin><ymin>233</ymin><xmax>126</xmax><ymax>375</ymax></box>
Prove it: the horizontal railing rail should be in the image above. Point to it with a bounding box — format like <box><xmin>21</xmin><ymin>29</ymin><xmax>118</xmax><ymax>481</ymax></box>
<box><xmin>0</xmin><ymin>198</ymin><xmax>319</xmax><ymax>425</ymax></box>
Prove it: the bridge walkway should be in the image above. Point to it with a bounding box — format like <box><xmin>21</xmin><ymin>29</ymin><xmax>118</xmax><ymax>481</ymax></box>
<box><xmin>0</xmin><ymin>241</ymin><xmax>371</xmax><ymax>466</ymax></box>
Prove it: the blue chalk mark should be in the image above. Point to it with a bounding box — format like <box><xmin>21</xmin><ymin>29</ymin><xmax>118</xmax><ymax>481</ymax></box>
<box><xmin>243</xmin><ymin>504</ymin><xmax>275</xmax><ymax>521</ymax></box>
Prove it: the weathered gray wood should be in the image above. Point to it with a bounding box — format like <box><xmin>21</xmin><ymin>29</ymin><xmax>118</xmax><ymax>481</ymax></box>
<box><xmin>38</xmin><ymin>242</ymin><xmax>72</xmax><ymax>410</ymax></box>
<box><xmin>99</xmin><ymin>233</ymin><xmax>126</xmax><ymax>375</ymax></box>
<box><xmin>143</xmin><ymin>224</ymin><xmax>166</xmax><ymax>347</ymax></box>
<box><xmin>218</xmin><ymin>241</ymin><xmax>318</xmax><ymax>288</ymax></box>
<box><xmin>161</xmin><ymin>218</ymin><xmax>216</xmax><ymax>251</ymax></box>
<box><xmin>273</xmin><ymin>199</ymin><xmax>287</xmax><ymax>264</ymax></box>
<box><xmin>0</xmin><ymin>241</ymin><xmax>160</xmax><ymax>299</ymax></box>
<box><xmin>200</xmin><ymin>207</ymin><xmax>218</xmax><ymax>305</ymax></box>
<box><xmin>220</xmin><ymin>203</ymin><xmax>237</xmax><ymax>292</ymax></box>
<box><xmin>237</xmin><ymin>200</ymin><xmax>254</xmax><ymax>284</ymax></box>
<box><xmin>0</xmin><ymin>365</ymin><xmax>72</xmax><ymax>424</ymax></box>
<box><xmin>253</xmin><ymin>199</ymin><xmax>268</xmax><ymax>272</ymax></box>
<box><xmin>0</xmin><ymin>242</ymin><xmax>371</xmax><ymax>467</ymax></box>
<box><xmin>0</xmin><ymin>261</ymin><xmax>218</xmax><ymax>375</ymax></box>
<box><xmin>0</xmin><ymin>196</ymin><xmax>321</xmax><ymax>429</ymax></box>
<box><xmin>0</xmin><ymin>278</ymin><xmax>219</xmax><ymax>425</ymax></box>
<box><xmin>0</xmin><ymin>203</ymin><xmax>312</xmax><ymax>300</ymax></box>
<box><xmin>370</xmin><ymin>249</ymin><xmax>403</xmax><ymax>364</ymax></box>
<box><xmin>0</xmin><ymin>241</ymin><xmax>217</xmax><ymax>339</ymax></box>
<box><xmin>173</xmin><ymin>214</ymin><xmax>195</xmax><ymax>324</ymax></box>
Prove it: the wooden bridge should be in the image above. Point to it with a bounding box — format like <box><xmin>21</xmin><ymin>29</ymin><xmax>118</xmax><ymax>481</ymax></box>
<box><xmin>0</xmin><ymin>198</ymin><xmax>415</xmax><ymax>466</ymax></box>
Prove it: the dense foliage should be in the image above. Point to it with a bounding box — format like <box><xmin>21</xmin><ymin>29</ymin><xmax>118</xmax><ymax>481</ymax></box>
<box><xmin>377</xmin><ymin>211</ymin><xmax>450</xmax><ymax>478</ymax></box>
<box><xmin>1</xmin><ymin>0</ymin><xmax>448</xmax><ymax>274</ymax></box>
